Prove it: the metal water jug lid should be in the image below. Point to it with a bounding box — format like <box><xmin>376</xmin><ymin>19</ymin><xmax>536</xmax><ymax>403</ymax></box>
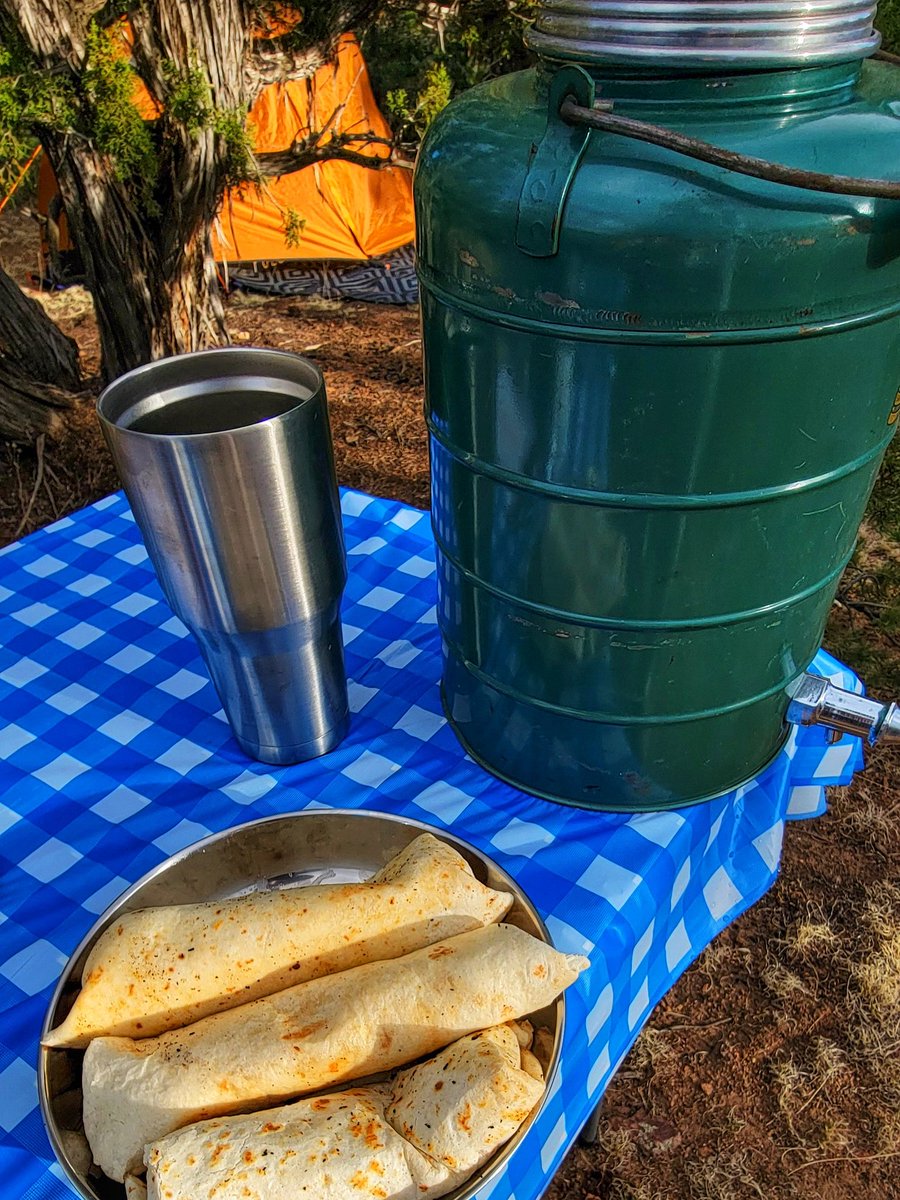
<box><xmin>526</xmin><ymin>1</ymin><xmax>881</xmax><ymax>68</ymax></box>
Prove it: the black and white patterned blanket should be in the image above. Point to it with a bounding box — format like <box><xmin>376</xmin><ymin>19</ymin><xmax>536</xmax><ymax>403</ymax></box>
<box><xmin>228</xmin><ymin>242</ymin><xmax>418</xmax><ymax>305</ymax></box>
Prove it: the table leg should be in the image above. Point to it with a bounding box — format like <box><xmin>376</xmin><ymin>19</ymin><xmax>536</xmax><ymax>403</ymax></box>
<box><xmin>579</xmin><ymin>1099</ymin><xmax>603</xmax><ymax>1146</ymax></box>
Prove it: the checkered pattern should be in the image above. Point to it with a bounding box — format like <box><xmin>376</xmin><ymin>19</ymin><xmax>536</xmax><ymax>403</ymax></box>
<box><xmin>0</xmin><ymin>488</ymin><xmax>863</xmax><ymax>1200</ymax></box>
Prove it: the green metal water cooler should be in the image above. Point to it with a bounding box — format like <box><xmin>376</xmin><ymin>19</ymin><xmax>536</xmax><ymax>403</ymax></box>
<box><xmin>415</xmin><ymin>1</ymin><xmax>900</xmax><ymax>810</ymax></box>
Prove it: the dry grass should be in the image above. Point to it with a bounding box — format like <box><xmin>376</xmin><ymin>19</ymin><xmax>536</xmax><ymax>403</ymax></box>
<box><xmin>596</xmin><ymin>1123</ymin><xmax>639</xmax><ymax>1176</ymax></box>
<box><xmin>592</xmin><ymin>1121</ymin><xmax>668</xmax><ymax>1200</ymax></box>
<box><xmin>837</xmin><ymin>782</ymin><xmax>899</xmax><ymax>857</ymax></box>
<box><xmin>772</xmin><ymin>1057</ymin><xmax>805</xmax><ymax>1130</ymax></box>
<box><xmin>684</xmin><ymin>1150</ymin><xmax>767</xmax><ymax>1200</ymax></box>
<box><xmin>586</xmin><ymin>881</ymin><xmax>900</xmax><ymax>1195</ymax></box>
<box><xmin>225</xmin><ymin>289</ymin><xmax>272</xmax><ymax>307</ymax></box>
<box><xmin>771</xmin><ymin>879</ymin><xmax>900</xmax><ymax>1172</ymax></box>
<box><xmin>785</xmin><ymin>907</ymin><xmax>840</xmax><ymax>962</ymax></box>
<box><xmin>845</xmin><ymin>882</ymin><xmax>900</xmax><ymax>1158</ymax></box>
<box><xmin>605</xmin><ymin>1180</ymin><xmax>663</xmax><ymax>1200</ymax></box>
<box><xmin>852</xmin><ymin>882</ymin><xmax>900</xmax><ymax>1015</ymax></box>
<box><xmin>711</xmin><ymin>1107</ymin><xmax>748</xmax><ymax>1139</ymax></box>
<box><xmin>228</xmin><ymin>290</ymin><xmax>346</xmax><ymax>315</ymax></box>
<box><xmin>29</xmin><ymin>284</ymin><xmax>95</xmax><ymax>323</ymax></box>
<box><xmin>773</xmin><ymin>1040</ymin><xmax>852</xmax><ymax>1151</ymax></box>
<box><xmin>698</xmin><ymin>941</ymin><xmax>752</xmax><ymax>987</ymax></box>
<box><xmin>763</xmin><ymin>905</ymin><xmax>841</xmax><ymax>1018</ymax></box>
<box><xmin>628</xmin><ymin>1027</ymin><xmax>676</xmax><ymax>1075</ymax></box>
<box><xmin>762</xmin><ymin>959</ymin><xmax>814</xmax><ymax>1006</ymax></box>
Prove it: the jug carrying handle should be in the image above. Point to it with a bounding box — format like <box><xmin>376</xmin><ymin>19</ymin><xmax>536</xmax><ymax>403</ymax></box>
<box><xmin>559</xmin><ymin>96</ymin><xmax>900</xmax><ymax>204</ymax></box>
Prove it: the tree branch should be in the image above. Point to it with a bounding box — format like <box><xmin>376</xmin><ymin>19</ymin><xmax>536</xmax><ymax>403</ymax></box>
<box><xmin>242</xmin><ymin>0</ymin><xmax>381</xmax><ymax>100</ymax></box>
<box><xmin>0</xmin><ymin>363</ymin><xmax>75</xmax><ymax>443</ymax></box>
<box><xmin>131</xmin><ymin>0</ymin><xmax>249</xmax><ymax>111</ymax></box>
<box><xmin>0</xmin><ymin>0</ymin><xmax>105</xmax><ymax>65</ymax></box>
<box><xmin>0</xmin><ymin>263</ymin><xmax>81</xmax><ymax>390</ymax></box>
<box><xmin>243</xmin><ymin>39</ymin><xmax>333</xmax><ymax>95</ymax></box>
<box><xmin>255</xmin><ymin>130</ymin><xmax>413</xmax><ymax>177</ymax></box>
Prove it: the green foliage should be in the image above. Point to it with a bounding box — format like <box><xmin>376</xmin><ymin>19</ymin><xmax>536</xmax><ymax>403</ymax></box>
<box><xmin>163</xmin><ymin>59</ymin><xmax>211</xmax><ymax>135</ymax></box>
<box><xmin>385</xmin><ymin>60</ymin><xmax>452</xmax><ymax>140</ymax></box>
<box><xmin>0</xmin><ymin>32</ymin><xmax>76</xmax><ymax>191</ymax></box>
<box><xmin>82</xmin><ymin>24</ymin><xmax>158</xmax><ymax>210</ymax></box>
<box><xmin>384</xmin><ymin>87</ymin><xmax>410</xmax><ymax>123</ymax></box>
<box><xmin>876</xmin><ymin>0</ymin><xmax>900</xmax><ymax>53</ymax></box>
<box><xmin>0</xmin><ymin>22</ymin><xmax>158</xmax><ymax>206</ymax></box>
<box><xmin>363</xmin><ymin>0</ymin><xmax>536</xmax><ymax>142</ymax></box>
<box><xmin>448</xmin><ymin>0</ymin><xmax>538</xmax><ymax>90</ymax></box>
<box><xmin>417</xmin><ymin>62</ymin><xmax>452</xmax><ymax>127</ymax></box>
<box><xmin>161</xmin><ymin>58</ymin><xmax>256</xmax><ymax>188</ymax></box>
<box><xmin>867</xmin><ymin>436</ymin><xmax>900</xmax><ymax>543</ymax></box>
<box><xmin>282</xmin><ymin>206</ymin><xmax>307</xmax><ymax>247</ymax></box>
<box><xmin>363</xmin><ymin>7</ymin><xmax>441</xmax><ymax>104</ymax></box>
<box><xmin>211</xmin><ymin>108</ymin><xmax>259</xmax><ymax>189</ymax></box>
<box><xmin>1</xmin><ymin>16</ymin><xmax>260</xmax><ymax>216</ymax></box>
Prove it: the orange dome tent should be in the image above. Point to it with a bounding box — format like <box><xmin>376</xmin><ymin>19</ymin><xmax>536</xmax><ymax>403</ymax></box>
<box><xmin>37</xmin><ymin>34</ymin><xmax>414</xmax><ymax>277</ymax></box>
<box><xmin>215</xmin><ymin>35</ymin><xmax>413</xmax><ymax>263</ymax></box>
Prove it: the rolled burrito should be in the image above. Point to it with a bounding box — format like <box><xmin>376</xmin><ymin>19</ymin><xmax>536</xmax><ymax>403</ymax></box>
<box><xmin>144</xmin><ymin>1025</ymin><xmax>545</xmax><ymax>1200</ymax></box>
<box><xmin>83</xmin><ymin>923</ymin><xmax>587</xmax><ymax>1181</ymax></box>
<box><xmin>45</xmin><ymin>833</ymin><xmax>512</xmax><ymax>1047</ymax></box>
<box><xmin>384</xmin><ymin>1024</ymin><xmax>545</xmax><ymax>1178</ymax></box>
<box><xmin>124</xmin><ymin>1177</ymin><xmax>147</xmax><ymax>1200</ymax></box>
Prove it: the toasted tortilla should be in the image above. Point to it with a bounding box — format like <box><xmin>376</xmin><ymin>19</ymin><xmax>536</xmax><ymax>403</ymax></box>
<box><xmin>385</xmin><ymin>1024</ymin><xmax>545</xmax><ymax>1178</ymax></box>
<box><xmin>45</xmin><ymin>833</ymin><xmax>512</xmax><ymax>1048</ymax></box>
<box><xmin>83</xmin><ymin>924</ymin><xmax>587</xmax><ymax>1181</ymax></box>
<box><xmin>144</xmin><ymin>1026</ymin><xmax>545</xmax><ymax>1200</ymax></box>
<box><xmin>145</xmin><ymin>1090</ymin><xmax>448</xmax><ymax>1200</ymax></box>
<box><xmin>124</xmin><ymin>1176</ymin><xmax>147</xmax><ymax>1200</ymax></box>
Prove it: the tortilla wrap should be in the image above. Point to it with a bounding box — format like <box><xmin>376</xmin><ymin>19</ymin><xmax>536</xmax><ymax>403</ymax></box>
<box><xmin>124</xmin><ymin>1176</ymin><xmax>147</xmax><ymax>1200</ymax></box>
<box><xmin>385</xmin><ymin>1024</ymin><xmax>545</xmax><ymax>1179</ymax></box>
<box><xmin>45</xmin><ymin>833</ymin><xmax>512</xmax><ymax>1048</ymax></box>
<box><xmin>144</xmin><ymin>1026</ymin><xmax>545</xmax><ymax>1200</ymax></box>
<box><xmin>83</xmin><ymin>923</ymin><xmax>587</xmax><ymax>1181</ymax></box>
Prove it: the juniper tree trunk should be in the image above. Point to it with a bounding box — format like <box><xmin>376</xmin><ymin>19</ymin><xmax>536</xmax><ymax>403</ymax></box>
<box><xmin>0</xmin><ymin>264</ymin><xmax>78</xmax><ymax>441</ymax></box>
<box><xmin>42</xmin><ymin>132</ymin><xmax>227</xmax><ymax>381</ymax></box>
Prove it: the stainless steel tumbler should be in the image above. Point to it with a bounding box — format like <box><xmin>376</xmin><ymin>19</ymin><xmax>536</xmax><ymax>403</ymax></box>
<box><xmin>97</xmin><ymin>347</ymin><xmax>349</xmax><ymax>765</ymax></box>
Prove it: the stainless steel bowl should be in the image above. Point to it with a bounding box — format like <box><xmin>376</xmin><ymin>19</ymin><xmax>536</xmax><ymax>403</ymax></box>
<box><xmin>39</xmin><ymin>809</ymin><xmax>564</xmax><ymax>1200</ymax></box>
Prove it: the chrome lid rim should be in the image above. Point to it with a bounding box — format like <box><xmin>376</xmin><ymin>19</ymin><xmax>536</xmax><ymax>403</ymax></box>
<box><xmin>526</xmin><ymin>0</ymin><xmax>881</xmax><ymax>67</ymax></box>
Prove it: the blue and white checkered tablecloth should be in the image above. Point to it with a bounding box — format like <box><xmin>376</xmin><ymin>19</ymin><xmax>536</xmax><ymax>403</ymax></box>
<box><xmin>0</xmin><ymin>487</ymin><xmax>864</xmax><ymax>1200</ymax></box>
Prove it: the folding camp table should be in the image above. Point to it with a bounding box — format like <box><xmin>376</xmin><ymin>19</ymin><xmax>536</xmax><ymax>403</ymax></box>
<box><xmin>0</xmin><ymin>487</ymin><xmax>862</xmax><ymax>1199</ymax></box>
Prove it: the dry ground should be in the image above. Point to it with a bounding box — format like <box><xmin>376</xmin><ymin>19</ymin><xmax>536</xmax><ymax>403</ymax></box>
<box><xmin>2</xmin><ymin>209</ymin><xmax>898</xmax><ymax>1200</ymax></box>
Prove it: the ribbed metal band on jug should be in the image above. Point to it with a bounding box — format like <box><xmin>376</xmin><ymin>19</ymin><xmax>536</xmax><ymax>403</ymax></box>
<box><xmin>526</xmin><ymin>1</ymin><xmax>881</xmax><ymax>67</ymax></box>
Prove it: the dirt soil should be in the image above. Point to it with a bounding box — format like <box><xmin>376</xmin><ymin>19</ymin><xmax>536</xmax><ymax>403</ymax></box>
<box><xmin>2</xmin><ymin>209</ymin><xmax>898</xmax><ymax>1200</ymax></box>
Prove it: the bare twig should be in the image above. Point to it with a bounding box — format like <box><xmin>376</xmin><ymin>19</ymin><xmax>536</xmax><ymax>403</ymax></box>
<box><xmin>788</xmin><ymin>1148</ymin><xmax>900</xmax><ymax>1174</ymax></box>
<box><xmin>563</xmin><ymin>98</ymin><xmax>900</xmax><ymax>199</ymax></box>
<box><xmin>316</xmin><ymin>66</ymin><xmax>365</xmax><ymax>138</ymax></box>
<box><xmin>10</xmin><ymin>445</ymin><xmax>25</xmax><ymax>510</ymax></box>
<box><xmin>42</xmin><ymin>466</ymin><xmax>59</xmax><ymax>519</ymax></box>
<box><xmin>657</xmin><ymin>1016</ymin><xmax>731</xmax><ymax>1032</ymax></box>
<box><xmin>13</xmin><ymin>432</ymin><xmax>46</xmax><ymax>540</ymax></box>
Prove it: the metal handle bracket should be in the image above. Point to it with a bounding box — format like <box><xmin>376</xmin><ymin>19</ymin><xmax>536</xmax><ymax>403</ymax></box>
<box><xmin>515</xmin><ymin>66</ymin><xmax>596</xmax><ymax>259</ymax></box>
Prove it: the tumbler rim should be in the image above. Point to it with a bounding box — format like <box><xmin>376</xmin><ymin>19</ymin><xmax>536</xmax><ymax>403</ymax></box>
<box><xmin>96</xmin><ymin>346</ymin><xmax>325</xmax><ymax>440</ymax></box>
